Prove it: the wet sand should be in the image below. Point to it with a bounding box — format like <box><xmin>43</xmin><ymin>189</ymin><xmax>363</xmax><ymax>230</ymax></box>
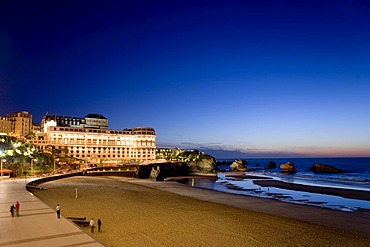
<box><xmin>253</xmin><ymin>179</ymin><xmax>370</xmax><ymax>201</ymax></box>
<box><xmin>31</xmin><ymin>176</ymin><xmax>370</xmax><ymax>247</ymax></box>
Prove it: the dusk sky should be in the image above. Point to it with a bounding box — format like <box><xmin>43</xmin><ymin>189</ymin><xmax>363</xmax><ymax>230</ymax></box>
<box><xmin>1</xmin><ymin>0</ymin><xmax>370</xmax><ymax>158</ymax></box>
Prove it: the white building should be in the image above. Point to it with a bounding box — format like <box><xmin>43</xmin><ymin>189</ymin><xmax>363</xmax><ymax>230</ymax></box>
<box><xmin>33</xmin><ymin>126</ymin><xmax>156</xmax><ymax>165</ymax></box>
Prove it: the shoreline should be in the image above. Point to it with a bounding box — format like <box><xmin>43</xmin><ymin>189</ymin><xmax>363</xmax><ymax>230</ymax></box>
<box><xmin>253</xmin><ymin>179</ymin><xmax>370</xmax><ymax>201</ymax></box>
<box><xmin>166</xmin><ymin>173</ymin><xmax>370</xmax><ymax>202</ymax></box>
<box><xmin>30</xmin><ymin>176</ymin><xmax>370</xmax><ymax>247</ymax></box>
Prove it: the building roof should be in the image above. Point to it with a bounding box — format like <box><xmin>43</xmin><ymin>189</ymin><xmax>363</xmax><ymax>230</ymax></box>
<box><xmin>84</xmin><ymin>114</ymin><xmax>107</xmax><ymax>119</ymax></box>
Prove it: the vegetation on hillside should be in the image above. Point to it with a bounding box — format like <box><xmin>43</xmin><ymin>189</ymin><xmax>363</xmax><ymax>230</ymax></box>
<box><xmin>0</xmin><ymin>135</ymin><xmax>81</xmax><ymax>177</ymax></box>
<box><xmin>156</xmin><ymin>148</ymin><xmax>213</xmax><ymax>162</ymax></box>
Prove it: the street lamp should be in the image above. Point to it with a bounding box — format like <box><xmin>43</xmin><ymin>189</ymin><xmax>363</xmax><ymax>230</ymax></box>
<box><xmin>1</xmin><ymin>158</ymin><xmax>6</xmax><ymax>181</ymax></box>
<box><xmin>53</xmin><ymin>158</ymin><xmax>59</xmax><ymax>172</ymax></box>
<box><xmin>30</xmin><ymin>158</ymin><xmax>36</xmax><ymax>176</ymax></box>
<box><xmin>0</xmin><ymin>150</ymin><xmax>5</xmax><ymax>181</ymax></box>
<box><xmin>31</xmin><ymin>158</ymin><xmax>33</xmax><ymax>174</ymax></box>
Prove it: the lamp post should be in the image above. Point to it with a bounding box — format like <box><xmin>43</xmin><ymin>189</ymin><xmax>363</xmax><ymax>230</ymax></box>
<box><xmin>31</xmin><ymin>158</ymin><xmax>33</xmax><ymax>175</ymax></box>
<box><xmin>53</xmin><ymin>158</ymin><xmax>59</xmax><ymax>173</ymax></box>
<box><xmin>1</xmin><ymin>159</ymin><xmax>5</xmax><ymax>181</ymax></box>
<box><xmin>0</xmin><ymin>150</ymin><xmax>4</xmax><ymax>181</ymax></box>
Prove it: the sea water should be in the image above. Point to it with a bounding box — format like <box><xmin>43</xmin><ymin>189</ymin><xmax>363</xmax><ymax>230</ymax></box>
<box><xmin>189</xmin><ymin>157</ymin><xmax>370</xmax><ymax>213</ymax></box>
<box><xmin>218</xmin><ymin>157</ymin><xmax>370</xmax><ymax>190</ymax></box>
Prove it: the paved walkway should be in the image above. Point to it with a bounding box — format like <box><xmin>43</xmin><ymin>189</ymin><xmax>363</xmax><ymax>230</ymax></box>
<box><xmin>0</xmin><ymin>179</ymin><xmax>104</xmax><ymax>247</ymax></box>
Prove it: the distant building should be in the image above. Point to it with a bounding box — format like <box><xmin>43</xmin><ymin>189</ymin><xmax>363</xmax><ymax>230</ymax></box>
<box><xmin>0</xmin><ymin>116</ymin><xmax>12</xmax><ymax>135</ymax></box>
<box><xmin>84</xmin><ymin>113</ymin><xmax>108</xmax><ymax>129</ymax></box>
<box><xmin>41</xmin><ymin>113</ymin><xmax>109</xmax><ymax>131</ymax></box>
<box><xmin>41</xmin><ymin>114</ymin><xmax>86</xmax><ymax>132</ymax></box>
<box><xmin>6</xmin><ymin>111</ymin><xmax>32</xmax><ymax>137</ymax></box>
<box><xmin>32</xmin><ymin>123</ymin><xmax>41</xmax><ymax>133</ymax></box>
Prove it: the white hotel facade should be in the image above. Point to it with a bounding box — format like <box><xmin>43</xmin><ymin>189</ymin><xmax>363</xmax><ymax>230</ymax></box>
<box><xmin>32</xmin><ymin>113</ymin><xmax>156</xmax><ymax>165</ymax></box>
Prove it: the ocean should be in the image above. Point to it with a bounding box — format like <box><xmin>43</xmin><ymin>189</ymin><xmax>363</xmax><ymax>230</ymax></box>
<box><xmin>187</xmin><ymin>157</ymin><xmax>370</xmax><ymax>213</ymax></box>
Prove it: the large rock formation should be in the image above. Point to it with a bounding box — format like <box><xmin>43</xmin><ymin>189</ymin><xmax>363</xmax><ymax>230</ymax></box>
<box><xmin>280</xmin><ymin>162</ymin><xmax>296</xmax><ymax>173</ymax></box>
<box><xmin>144</xmin><ymin>162</ymin><xmax>189</xmax><ymax>179</ymax></box>
<box><xmin>309</xmin><ymin>163</ymin><xmax>343</xmax><ymax>173</ymax></box>
<box><xmin>266</xmin><ymin>161</ymin><xmax>277</xmax><ymax>169</ymax></box>
<box><xmin>149</xmin><ymin>166</ymin><xmax>163</xmax><ymax>181</ymax></box>
<box><xmin>154</xmin><ymin>149</ymin><xmax>218</xmax><ymax>175</ymax></box>
<box><xmin>187</xmin><ymin>153</ymin><xmax>217</xmax><ymax>174</ymax></box>
<box><xmin>230</xmin><ymin>160</ymin><xmax>248</xmax><ymax>172</ymax></box>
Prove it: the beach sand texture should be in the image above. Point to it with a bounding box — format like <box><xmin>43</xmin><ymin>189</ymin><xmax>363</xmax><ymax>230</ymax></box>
<box><xmin>32</xmin><ymin>176</ymin><xmax>370</xmax><ymax>247</ymax></box>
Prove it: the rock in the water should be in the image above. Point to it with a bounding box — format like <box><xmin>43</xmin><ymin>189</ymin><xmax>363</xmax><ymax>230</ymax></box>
<box><xmin>230</xmin><ymin>160</ymin><xmax>248</xmax><ymax>172</ymax></box>
<box><xmin>267</xmin><ymin>161</ymin><xmax>276</xmax><ymax>169</ymax></box>
<box><xmin>187</xmin><ymin>152</ymin><xmax>217</xmax><ymax>174</ymax></box>
<box><xmin>280</xmin><ymin>162</ymin><xmax>296</xmax><ymax>173</ymax></box>
<box><xmin>309</xmin><ymin>163</ymin><xmax>343</xmax><ymax>173</ymax></box>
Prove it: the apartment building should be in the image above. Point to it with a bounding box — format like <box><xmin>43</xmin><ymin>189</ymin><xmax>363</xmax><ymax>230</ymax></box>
<box><xmin>0</xmin><ymin>116</ymin><xmax>12</xmax><ymax>134</ymax></box>
<box><xmin>6</xmin><ymin>111</ymin><xmax>32</xmax><ymax>137</ymax></box>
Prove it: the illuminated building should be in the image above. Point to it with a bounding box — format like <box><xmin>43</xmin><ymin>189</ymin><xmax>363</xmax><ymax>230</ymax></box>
<box><xmin>32</xmin><ymin>113</ymin><xmax>156</xmax><ymax>165</ymax></box>
<box><xmin>0</xmin><ymin>116</ymin><xmax>12</xmax><ymax>135</ymax></box>
<box><xmin>6</xmin><ymin>111</ymin><xmax>32</xmax><ymax>137</ymax></box>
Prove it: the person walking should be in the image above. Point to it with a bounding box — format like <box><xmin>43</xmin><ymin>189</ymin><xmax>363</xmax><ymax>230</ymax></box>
<box><xmin>15</xmin><ymin>201</ymin><xmax>20</xmax><ymax>216</ymax></box>
<box><xmin>97</xmin><ymin>218</ymin><xmax>102</xmax><ymax>232</ymax></box>
<box><xmin>56</xmin><ymin>204</ymin><xmax>61</xmax><ymax>218</ymax></box>
<box><xmin>90</xmin><ymin>218</ymin><xmax>95</xmax><ymax>233</ymax></box>
<box><xmin>10</xmin><ymin>204</ymin><xmax>15</xmax><ymax>217</ymax></box>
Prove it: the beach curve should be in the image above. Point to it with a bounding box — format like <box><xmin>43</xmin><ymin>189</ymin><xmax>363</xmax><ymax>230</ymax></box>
<box><xmin>31</xmin><ymin>176</ymin><xmax>370</xmax><ymax>247</ymax></box>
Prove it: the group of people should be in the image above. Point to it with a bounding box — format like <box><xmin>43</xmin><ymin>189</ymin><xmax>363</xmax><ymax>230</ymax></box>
<box><xmin>55</xmin><ymin>203</ymin><xmax>102</xmax><ymax>233</ymax></box>
<box><xmin>10</xmin><ymin>201</ymin><xmax>20</xmax><ymax>217</ymax></box>
<box><xmin>89</xmin><ymin>218</ymin><xmax>102</xmax><ymax>233</ymax></box>
<box><xmin>10</xmin><ymin>202</ymin><xmax>103</xmax><ymax>234</ymax></box>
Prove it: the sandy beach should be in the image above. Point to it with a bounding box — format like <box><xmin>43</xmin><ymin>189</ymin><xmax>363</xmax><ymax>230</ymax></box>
<box><xmin>31</xmin><ymin>176</ymin><xmax>370</xmax><ymax>247</ymax></box>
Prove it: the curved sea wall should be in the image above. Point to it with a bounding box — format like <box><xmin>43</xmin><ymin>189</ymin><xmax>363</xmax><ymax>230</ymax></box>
<box><xmin>26</xmin><ymin>172</ymin><xmax>83</xmax><ymax>191</ymax></box>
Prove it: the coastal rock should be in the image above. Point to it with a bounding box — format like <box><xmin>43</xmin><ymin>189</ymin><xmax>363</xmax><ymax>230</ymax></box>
<box><xmin>187</xmin><ymin>154</ymin><xmax>217</xmax><ymax>174</ymax></box>
<box><xmin>230</xmin><ymin>160</ymin><xmax>248</xmax><ymax>172</ymax></box>
<box><xmin>309</xmin><ymin>163</ymin><xmax>343</xmax><ymax>173</ymax></box>
<box><xmin>280</xmin><ymin>162</ymin><xmax>296</xmax><ymax>173</ymax></box>
<box><xmin>149</xmin><ymin>166</ymin><xmax>164</xmax><ymax>181</ymax></box>
<box><xmin>267</xmin><ymin>161</ymin><xmax>276</xmax><ymax>169</ymax></box>
<box><xmin>141</xmin><ymin>162</ymin><xmax>189</xmax><ymax>179</ymax></box>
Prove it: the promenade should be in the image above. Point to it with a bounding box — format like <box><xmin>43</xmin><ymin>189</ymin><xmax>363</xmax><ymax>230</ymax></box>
<box><xmin>0</xmin><ymin>179</ymin><xmax>104</xmax><ymax>247</ymax></box>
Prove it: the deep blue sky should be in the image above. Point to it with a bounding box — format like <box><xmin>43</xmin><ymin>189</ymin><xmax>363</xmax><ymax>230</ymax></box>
<box><xmin>1</xmin><ymin>0</ymin><xmax>370</xmax><ymax>158</ymax></box>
